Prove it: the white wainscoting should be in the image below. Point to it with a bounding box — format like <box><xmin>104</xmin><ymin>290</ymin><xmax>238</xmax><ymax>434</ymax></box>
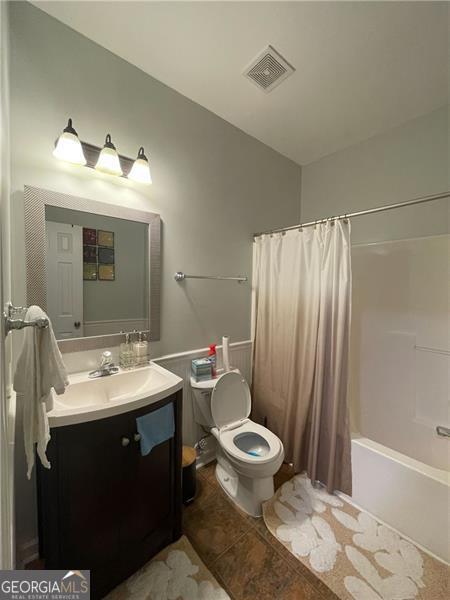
<box><xmin>83</xmin><ymin>318</ymin><xmax>148</xmax><ymax>337</ymax></box>
<box><xmin>153</xmin><ymin>340</ymin><xmax>252</xmax><ymax>461</ymax></box>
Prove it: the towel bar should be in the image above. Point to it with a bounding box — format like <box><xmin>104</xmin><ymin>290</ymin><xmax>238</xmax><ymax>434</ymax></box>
<box><xmin>436</xmin><ymin>425</ymin><xmax>450</xmax><ymax>439</ymax></box>
<box><xmin>3</xmin><ymin>302</ymin><xmax>49</xmax><ymax>336</ymax></box>
<box><xmin>174</xmin><ymin>272</ymin><xmax>247</xmax><ymax>283</ymax></box>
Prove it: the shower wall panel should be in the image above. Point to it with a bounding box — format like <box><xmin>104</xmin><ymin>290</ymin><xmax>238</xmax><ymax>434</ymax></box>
<box><xmin>349</xmin><ymin>234</ymin><xmax>449</xmax><ymax>470</ymax></box>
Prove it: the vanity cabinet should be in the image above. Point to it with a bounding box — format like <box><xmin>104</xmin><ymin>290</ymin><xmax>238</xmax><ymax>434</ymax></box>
<box><xmin>37</xmin><ymin>391</ymin><xmax>182</xmax><ymax>599</ymax></box>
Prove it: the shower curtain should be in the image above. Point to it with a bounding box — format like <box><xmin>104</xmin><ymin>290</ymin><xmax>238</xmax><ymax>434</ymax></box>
<box><xmin>252</xmin><ymin>220</ymin><xmax>352</xmax><ymax>495</ymax></box>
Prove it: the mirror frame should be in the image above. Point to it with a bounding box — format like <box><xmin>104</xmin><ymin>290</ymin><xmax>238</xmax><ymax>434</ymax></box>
<box><xmin>24</xmin><ymin>185</ymin><xmax>161</xmax><ymax>353</ymax></box>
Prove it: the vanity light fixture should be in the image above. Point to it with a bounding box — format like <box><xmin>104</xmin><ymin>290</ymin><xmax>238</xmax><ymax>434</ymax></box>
<box><xmin>128</xmin><ymin>147</ymin><xmax>152</xmax><ymax>185</ymax></box>
<box><xmin>53</xmin><ymin>119</ymin><xmax>151</xmax><ymax>184</ymax></box>
<box><xmin>52</xmin><ymin>118</ymin><xmax>86</xmax><ymax>165</ymax></box>
<box><xmin>95</xmin><ymin>134</ymin><xmax>123</xmax><ymax>176</ymax></box>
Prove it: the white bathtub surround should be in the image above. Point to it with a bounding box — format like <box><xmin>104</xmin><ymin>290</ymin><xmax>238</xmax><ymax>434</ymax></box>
<box><xmin>252</xmin><ymin>222</ymin><xmax>352</xmax><ymax>495</ymax></box>
<box><xmin>263</xmin><ymin>474</ymin><xmax>448</xmax><ymax>600</ymax></box>
<box><xmin>349</xmin><ymin>234</ymin><xmax>450</xmax><ymax>471</ymax></box>
<box><xmin>349</xmin><ymin>436</ymin><xmax>449</xmax><ymax>564</ymax></box>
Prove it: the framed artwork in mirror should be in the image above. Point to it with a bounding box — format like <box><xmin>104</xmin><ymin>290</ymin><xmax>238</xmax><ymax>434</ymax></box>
<box><xmin>83</xmin><ymin>245</ymin><xmax>97</xmax><ymax>262</ymax></box>
<box><xmin>98</xmin><ymin>264</ymin><xmax>115</xmax><ymax>281</ymax></box>
<box><xmin>98</xmin><ymin>247</ymin><xmax>114</xmax><ymax>264</ymax></box>
<box><xmin>83</xmin><ymin>263</ymin><xmax>97</xmax><ymax>281</ymax></box>
<box><xmin>98</xmin><ymin>230</ymin><xmax>114</xmax><ymax>248</ymax></box>
<box><xmin>83</xmin><ymin>227</ymin><xmax>97</xmax><ymax>245</ymax></box>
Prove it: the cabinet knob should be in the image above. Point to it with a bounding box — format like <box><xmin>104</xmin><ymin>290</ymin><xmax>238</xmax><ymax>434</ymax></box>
<box><xmin>121</xmin><ymin>437</ymin><xmax>130</xmax><ymax>447</ymax></box>
<box><xmin>134</xmin><ymin>433</ymin><xmax>141</xmax><ymax>443</ymax></box>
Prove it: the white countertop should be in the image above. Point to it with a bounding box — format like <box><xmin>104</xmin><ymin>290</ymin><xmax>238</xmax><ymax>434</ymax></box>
<box><xmin>48</xmin><ymin>362</ymin><xmax>183</xmax><ymax>428</ymax></box>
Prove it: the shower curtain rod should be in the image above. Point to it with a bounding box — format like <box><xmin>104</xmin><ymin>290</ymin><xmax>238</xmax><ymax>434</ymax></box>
<box><xmin>253</xmin><ymin>190</ymin><xmax>450</xmax><ymax>238</ymax></box>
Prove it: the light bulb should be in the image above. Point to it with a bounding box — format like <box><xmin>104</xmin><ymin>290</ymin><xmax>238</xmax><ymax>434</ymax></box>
<box><xmin>95</xmin><ymin>134</ymin><xmax>123</xmax><ymax>176</ymax></box>
<box><xmin>53</xmin><ymin>118</ymin><xmax>86</xmax><ymax>165</ymax></box>
<box><xmin>128</xmin><ymin>147</ymin><xmax>152</xmax><ymax>185</ymax></box>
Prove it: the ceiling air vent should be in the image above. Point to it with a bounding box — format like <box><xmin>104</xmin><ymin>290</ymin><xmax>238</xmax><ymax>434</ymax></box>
<box><xmin>243</xmin><ymin>45</ymin><xmax>295</xmax><ymax>93</ymax></box>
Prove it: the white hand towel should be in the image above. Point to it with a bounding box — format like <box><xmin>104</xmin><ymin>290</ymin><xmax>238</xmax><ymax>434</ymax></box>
<box><xmin>13</xmin><ymin>306</ymin><xmax>69</xmax><ymax>479</ymax></box>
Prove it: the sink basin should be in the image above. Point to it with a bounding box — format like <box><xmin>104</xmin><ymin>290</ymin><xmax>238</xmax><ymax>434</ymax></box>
<box><xmin>48</xmin><ymin>363</ymin><xmax>183</xmax><ymax>427</ymax></box>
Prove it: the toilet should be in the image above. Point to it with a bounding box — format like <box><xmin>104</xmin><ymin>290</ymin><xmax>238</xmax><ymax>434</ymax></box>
<box><xmin>191</xmin><ymin>370</ymin><xmax>284</xmax><ymax>517</ymax></box>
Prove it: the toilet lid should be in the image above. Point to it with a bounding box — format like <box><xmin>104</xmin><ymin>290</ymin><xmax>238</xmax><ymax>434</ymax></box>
<box><xmin>211</xmin><ymin>371</ymin><xmax>251</xmax><ymax>429</ymax></box>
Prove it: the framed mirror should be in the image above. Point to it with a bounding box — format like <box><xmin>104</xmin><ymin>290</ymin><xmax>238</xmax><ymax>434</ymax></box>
<box><xmin>24</xmin><ymin>186</ymin><xmax>160</xmax><ymax>353</ymax></box>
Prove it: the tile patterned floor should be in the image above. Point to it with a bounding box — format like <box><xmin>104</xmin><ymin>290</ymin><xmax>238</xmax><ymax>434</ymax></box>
<box><xmin>28</xmin><ymin>462</ymin><xmax>339</xmax><ymax>599</ymax></box>
<box><xmin>184</xmin><ymin>462</ymin><xmax>340</xmax><ymax>600</ymax></box>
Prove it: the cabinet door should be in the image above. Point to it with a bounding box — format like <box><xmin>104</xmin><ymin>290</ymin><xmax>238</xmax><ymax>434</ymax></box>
<box><xmin>56</xmin><ymin>415</ymin><xmax>127</xmax><ymax>572</ymax></box>
<box><xmin>119</xmin><ymin>402</ymin><xmax>174</xmax><ymax>559</ymax></box>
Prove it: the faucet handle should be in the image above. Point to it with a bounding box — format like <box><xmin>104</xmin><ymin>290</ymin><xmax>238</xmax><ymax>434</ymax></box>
<box><xmin>100</xmin><ymin>351</ymin><xmax>113</xmax><ymax>368</ymax></box>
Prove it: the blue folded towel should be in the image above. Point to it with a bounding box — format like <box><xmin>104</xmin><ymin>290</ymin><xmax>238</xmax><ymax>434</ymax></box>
<box><xmin>136</xmin><ymin>403</ymin><xmax>175</xmax><ymax>456</ymax></box>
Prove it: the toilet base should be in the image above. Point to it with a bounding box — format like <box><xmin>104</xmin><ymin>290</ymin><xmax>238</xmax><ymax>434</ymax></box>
<box><xmin>215</xmin><ymin>455</ymin><xmax>275</xmax><ymax>517</ymax></box>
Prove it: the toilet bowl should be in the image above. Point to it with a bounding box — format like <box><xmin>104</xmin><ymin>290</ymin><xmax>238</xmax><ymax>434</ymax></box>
<box><xmin>191</xmin><ymin>370</ymin><xmax>284</xmax><ymax>516</ymax></box>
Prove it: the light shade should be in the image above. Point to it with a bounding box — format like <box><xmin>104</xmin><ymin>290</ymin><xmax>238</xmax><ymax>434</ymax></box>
<box><xmin>128</xmin><ymin>147</ymin><xmax>152</xmax><ymax>185</ymax></box>
<box><xmin>95</xmin><ymin>134</ymin><xmax>123</xmax><ymax>176</ymax></box>
<box><xmin>53</xmin><ymin>118</ymin><xmax>86</xmax><ymax>165</ymax></box>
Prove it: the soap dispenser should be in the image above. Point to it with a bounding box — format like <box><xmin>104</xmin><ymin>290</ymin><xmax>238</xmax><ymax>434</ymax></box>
<box><xmin>119</xmin><ymin>333</ymin><xmax>134</xmax><ymax>369</ymax></box>
<box><xmin>134</xmin><ymin>332</ymin><xmax>149</xmax><ymax>366</ymax></box>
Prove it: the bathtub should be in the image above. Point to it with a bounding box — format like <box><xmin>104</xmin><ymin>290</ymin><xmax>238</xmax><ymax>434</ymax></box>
<box><xmin>342</xmin><ymin>436</ymin><xmax>449</xmax><ymax>564</ymax></box>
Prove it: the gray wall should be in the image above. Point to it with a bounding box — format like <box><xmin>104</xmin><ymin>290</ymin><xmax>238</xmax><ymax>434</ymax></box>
<box><xmin>10</xmin><ymin>1</ymin><xmax>301</xmax><ymax>356</ymax></box>
<box><xmin>45</xmin><ymin>207</ymin><xmax>148</xmax><ymax>322</ymax></box>
<box><xmin>301</xmin><ymin>106</ymin><xmax>449</xmax><ymax>244</ymax></box>
<box><xmin>9</xmin><ymin>2</ymin><xmax>300</xmax><ymax>561</ymax></box>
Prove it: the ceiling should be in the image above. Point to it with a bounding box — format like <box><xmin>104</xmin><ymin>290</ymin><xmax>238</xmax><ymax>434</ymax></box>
<box><xmin>33</xmin><ymin>1</ymin><xmax>449</xmax><ymax>165</ymax></box>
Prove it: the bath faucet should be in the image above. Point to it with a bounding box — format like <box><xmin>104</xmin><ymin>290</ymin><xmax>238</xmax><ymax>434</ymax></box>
<box><xmin>89</xmin><ymin>351</ymin><xmax>119</xmax><ymax>378</ymax></box>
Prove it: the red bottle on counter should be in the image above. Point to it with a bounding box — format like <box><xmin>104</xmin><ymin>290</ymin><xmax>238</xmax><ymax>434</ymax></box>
<box><xmin>208</xmin><ymin>344</ymin><xmax>217</xmax><ymax>377</ymax></box>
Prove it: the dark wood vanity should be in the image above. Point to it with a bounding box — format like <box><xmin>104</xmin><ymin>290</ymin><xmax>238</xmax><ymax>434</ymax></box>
<box><xmin>37</xmin><ymin>390</ymin><xmax>182</xmax><ymax>599</ymax></box>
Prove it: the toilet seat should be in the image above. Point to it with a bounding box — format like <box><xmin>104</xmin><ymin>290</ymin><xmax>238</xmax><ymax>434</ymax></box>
<box><xmin>211</xmin><ymin>371</ymin><xmax>251</xmax><ymax>429</ymax></box>
<box><xmin>211</xmin><ymin>371</ymin><xmax>283</xmax><ymax>466</ymax></box>
<box><xmin>218</xmin><ymin>419</ymin><xmax>282</xmax><ymax>466</ymax></box>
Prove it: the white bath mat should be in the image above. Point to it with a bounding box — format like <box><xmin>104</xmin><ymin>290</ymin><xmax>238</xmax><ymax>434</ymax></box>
<box><xmin>106</xmin><ymin>535</ymin><xmax>230</xmax><ymax>600</ymax></box>
<box><xmin>263</xmin><ymin>474</ymin><xmax>448</xmax><ymax>600</ymax></box>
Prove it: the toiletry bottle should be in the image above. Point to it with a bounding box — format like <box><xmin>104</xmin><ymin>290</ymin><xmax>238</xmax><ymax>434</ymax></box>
<box><xmin>119</xmin><ymin>333</ymin><xmax>134</xmax><ymax>369</ymax></box>
<box><xmin>129</xmin><ymin>329</ymin><xmax>138</xmax><ymax>368</ymax></box>
<box><xmin>208</xmin><ymin>344</ymin><xmax>217</xmax><ymax>377</ymax></box>
<box><xmin>138</xmin><ymin>332</ymin><xmax>149</xmax><ymax>365</ymax></box>
<box><xmin>141</xmin><ymin>332</ymin><xmax>149</xmax><ymax>364</ymax></box>
<box><xmin>134</xmin><ymin>332</ymin><xmax>148</xmax><ymax>366</ymax></box>
<box><xmin>130</xmin><ymin>330</ymin><xmax>139</xmax><ymax>368</ymax></box>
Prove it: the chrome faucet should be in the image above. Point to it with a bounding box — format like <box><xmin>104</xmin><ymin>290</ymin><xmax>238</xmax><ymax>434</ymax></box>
<box><xmin>89</xmin><ymin>351</ymin><xmax>119</xmax><ymax>378</ymax></box>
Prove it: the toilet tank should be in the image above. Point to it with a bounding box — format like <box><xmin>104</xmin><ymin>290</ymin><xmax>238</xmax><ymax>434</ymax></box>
<box><xmin>190</xmin><ymin>377</ymin><xmax>215</xmax><ymax>428</ymax></box>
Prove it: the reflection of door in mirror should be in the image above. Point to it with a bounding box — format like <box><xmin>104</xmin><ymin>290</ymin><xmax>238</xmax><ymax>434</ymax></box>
<box><xmin>44</xmin><ymin>205</ymin><xmax>149</xmax><ymax>341</ymax></box>
<box><xmin>46</xmin><ymin>221</ymin><xmax>84</xmax><ymax>339</ymax></box>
